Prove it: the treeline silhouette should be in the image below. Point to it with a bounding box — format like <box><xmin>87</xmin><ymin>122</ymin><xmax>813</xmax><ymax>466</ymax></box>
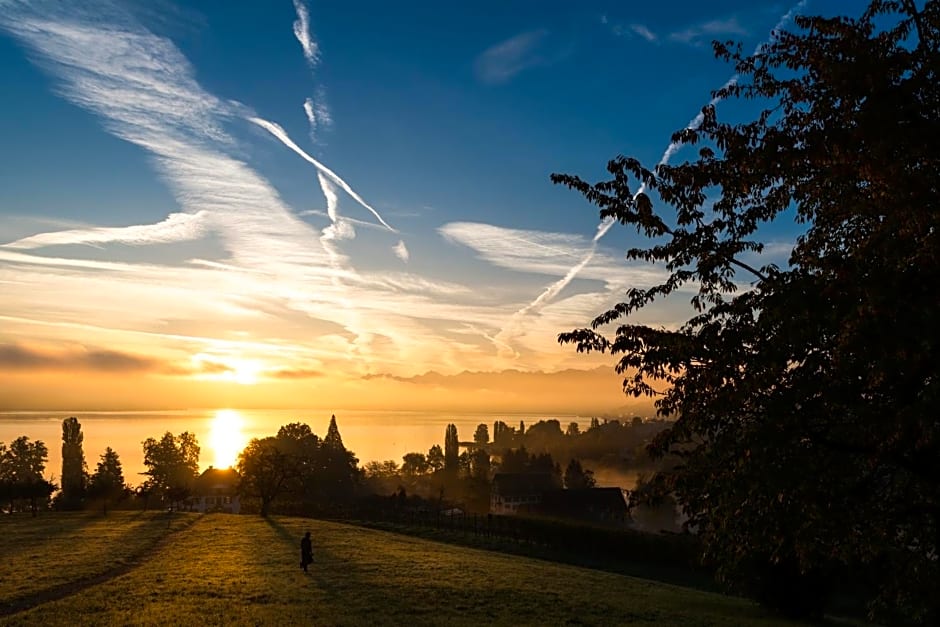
<box><xmin>1</xmin><ymin>413</ymin><xmax>657</xmax><ymax>519</ymax></box>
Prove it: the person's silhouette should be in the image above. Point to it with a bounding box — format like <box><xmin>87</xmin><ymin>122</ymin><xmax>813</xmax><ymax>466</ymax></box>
<box><xmin>300</xmin><ymin>531</ymin><xmax>313</xmax><ymax>572</ymax></box>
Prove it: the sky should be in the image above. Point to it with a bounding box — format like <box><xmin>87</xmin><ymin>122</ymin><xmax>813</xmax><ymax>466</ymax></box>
<box><xmin>0</xmin><ymin>0</ymin><xmax>849</xmax><ymax>413</ymax></box>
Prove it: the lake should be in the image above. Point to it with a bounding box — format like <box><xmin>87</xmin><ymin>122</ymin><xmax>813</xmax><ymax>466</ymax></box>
<box><xmin>0</xmin><ymin>409</ymin><xmax>596</xmax><ymax>486</ymax></box>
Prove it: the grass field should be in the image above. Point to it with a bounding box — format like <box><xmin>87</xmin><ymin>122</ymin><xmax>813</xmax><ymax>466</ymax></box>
<box><xmin>0</xmin><ymin>511</ymin><xmax>809</xmax><ymax>626</ymax></box>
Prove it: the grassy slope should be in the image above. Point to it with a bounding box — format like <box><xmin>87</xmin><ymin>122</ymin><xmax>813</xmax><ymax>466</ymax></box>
<box><xmin>0</xmin><ymin>513</ymin><xmax>803</xmax><ymax>626</ymax></box>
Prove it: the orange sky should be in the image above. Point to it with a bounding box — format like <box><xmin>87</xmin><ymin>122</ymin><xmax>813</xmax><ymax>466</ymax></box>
<box><xmin>0</xmin><ymin>361</ymin><xmax>653</xmax><ymax>415</ymax></box>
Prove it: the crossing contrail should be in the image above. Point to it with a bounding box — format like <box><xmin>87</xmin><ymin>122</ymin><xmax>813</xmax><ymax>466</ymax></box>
<box><xmin>248</xmin><ymin>116</ymin><xmax>397</xmax><ymax>232</ymax></box>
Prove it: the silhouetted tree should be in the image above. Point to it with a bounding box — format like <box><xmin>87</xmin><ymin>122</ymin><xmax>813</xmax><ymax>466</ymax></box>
<box><xmin>59</xmin><ymin>417</ymin><xmax>87</xmax><ymax>510</ymax></box>
<box><xmin>237</xmin><ymin>437</ymin><xmax>291</xmax><ymax>516</ymax></box>
<box><xmin>498</xmin><ymin>446</ymin><xmax>529</xmax><ymax>473</ymax></box>
<box><xmin>563</xmin><ymin>459</ymin><xmax>596</xmax><ymax>489</ymax></box>
<box><xmin>87</xmin><ymin>447</ymin><xmax>126</xmax><ymax>515</ymax></box>
<box><xmin>426</xmin><ymin>445</ymin><xmax>444</xmax><ymax>472</ymax></box>
<box><xmin>401</xmin><ymin>452</ymin><xmax>429</xmax><ymax>476</ymax></box>
<box><xmin>276</xmin><ymin>422</ymin><xmax>320</xmax><ymax>507</ymax></box>
<box><xmin>141</xmin><ymin>431</ymin><xmax>199</xmax><ymax>511</ymax></box>
<box><xmin>472</xmin><ymin>423</ymin><xmax>489</xmax><ymax>446</ymax></box>
<box><xmin>443</xmin><ymin>424</ymin><xmax>459</xmax><ymax>474</ymax></box>
<box><xmin>565</xmin><ymin>422</ymin><xmax>581</xmax><ymax>437</ymax></box>
<box><xmin>554</xmin><ymin>1</ymin><xmax>940</xmax><ymax>621</ymax></box>
<box><xmin>0</xmin><ymin>436</ymin><xmax>54</xmax><ymax>515</ymax></box>
<box><xmin>457</xmin><ymin>450</ymin><xmax>471</xmax><ymax>477</ymax></box>
<box><xmin>315</xmin><ymin>415</ymin><xmax>358</xmax><ymax>502</ymax></box>
<box><xmin>493</xmin><ymin>421</ymin><xmax>513</xmax><ymax>446</ymax></box>
<box><xmin>323</xmin><ymin>414</ymin><xmax>344</xmax><ymax>449</ymax></box>
<box><xmin>470</xmin><ymin>448</ymin><xmax>491</xmax><ymax>480</ymax></box>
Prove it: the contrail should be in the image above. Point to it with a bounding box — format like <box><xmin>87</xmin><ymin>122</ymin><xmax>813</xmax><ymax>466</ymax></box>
<box><xmin>505</xmin><ymin>1</ymin><xmax>807</xmax><ymax>325</ymax></box>
<box><xmin>249</xmin><ymin>116</ymin><xmax>397</xmax><ymax>232</ymax></box>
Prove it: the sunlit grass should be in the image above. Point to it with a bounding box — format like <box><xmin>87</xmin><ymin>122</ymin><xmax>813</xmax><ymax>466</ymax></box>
<box><xmin>2</xmin><ymin>513</ymin><xmax>809</xmax><ymax>626</ymax></box>
<box><xmin>0</xmin><ymin>511</ymin><xmax>196</xmax><ymax>609</ymax></box>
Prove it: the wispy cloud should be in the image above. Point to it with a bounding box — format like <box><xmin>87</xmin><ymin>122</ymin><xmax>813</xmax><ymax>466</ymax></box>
<box><xmin>291</xmin><ymin>0</ymin><xmax>319</xmax><ymax>66</ymax></box>
<box><xmin>0</xmin><ymin>343</ymin><xmax>164</xmax><ymax>372</ymax></box>
<box><xmin>303</xmin><ymin>89</ymin><xmax>331</xmax><ymax>143</ymax></box>
<box><xmin>4</xmin><ymin>211</ymin><xmax>208</xmax><ymax>249</ymax></box>
<box><xmin>474</xmin><ymin>29</ymin><xmax>549</xmax><ymax>84</ymax></box>
<box><xmin>439</xmin><ymin>221</ymin><xmax>665</xmax><ymax>287</ymax></box>
<box><xmin>266</xmin><ymin>367</ymin><xmax>322</xmax><ymax>379</ymax></box>
<box><xmin>0</xmin><ymin>0</ymin><xmax>688</xmax><ymax>387</ymax></box>
<box><xmin>393</xmin><ymin>240</ymin><xmax>410</xmax><ymax>263</ymax></box>
<box><xmin>628</xmin><ymin>24</ymin><xmax>658</xmax><ymax>42</ymax></box>
<box><xmin>604</xmin><ymin>16</ymin><xmax>658</xmax><ymax>43</ymax></box>
<box><xmin>292</xmin><ymin>0</ymin><xmax>330</xmax><ymax>144</ymax></box>
<box><xmin>669</xmin><ymin>16</ymin><xmax>749</xmax><ymax>45</ymax></box>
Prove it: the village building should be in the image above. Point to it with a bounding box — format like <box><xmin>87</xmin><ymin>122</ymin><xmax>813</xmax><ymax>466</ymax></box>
<box><xmin>536</xmin><ymin>487</ymin><xmax>630</xmax><ymax>526</ymax></box>
<box><xmin>189</xmin><ymin>467</ymin><xmax>241</xmax><ymax>514</ymax></box>
<box><xmin>490</xmin><ymin>472</ymin><xmax>558</xmax><ymax>515</ymax></box>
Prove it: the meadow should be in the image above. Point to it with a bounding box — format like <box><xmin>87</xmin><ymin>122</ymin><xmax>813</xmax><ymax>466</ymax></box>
<box><xmin>0</xmin><ymin>511</ymin><xmax>808</xmax><ymax>626</ymax></box>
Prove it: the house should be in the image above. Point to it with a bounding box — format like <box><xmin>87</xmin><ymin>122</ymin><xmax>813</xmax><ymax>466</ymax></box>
<box><xmin>490</xmin><ymin>472</ymin><xmax>557</xmax><ymax>515</ymax></box>
<box><xmin>189</xmin><ymin>467</ymin><xmax>240</xmax><ymax>514</ymax></box>
<box><xmin>536</xmin><ymin>487</ymin><xmax>630</xmax><ymax>525</ymax></box>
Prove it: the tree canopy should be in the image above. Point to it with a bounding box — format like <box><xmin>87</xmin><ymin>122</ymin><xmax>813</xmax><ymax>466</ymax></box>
<box><xmin>141</xmin><ymin>431</ymin><xmax>200</xmax><ymax>510</ymax></box>
<box><xmin>0</xmin><ymin>436</ymin><xmax>55</xmax><ymax>515</ymax></box>
<box><xmin>59</xmin><ymin>417</ymin><xmax>87</xmax><ymax>510</ymax></box>
<box><xmin>554</xmin><ymin>1</ymin><xmax>939</xmax><ymax>622</ymax></box>
<box><xmin>238</xmin><ymin>418</ymin><xmax>359</xmax><ymax>516</ymax></box>
<box><xmin>87</xmin><ymin>447</ymin><xmax>126</xmax><ymax>514</ymax></box>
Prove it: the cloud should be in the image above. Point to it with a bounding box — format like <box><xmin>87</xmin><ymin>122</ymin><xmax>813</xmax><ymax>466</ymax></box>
<box><xmin>266</xmin><ymin>367</ymin><xmax>322</xmax><ymax>379</ymax></box>
<box><xmin>303</xmin><ymin>92</ymin><xmax>331</xmax><ymax>143</ymax></box>
<box><xmin>0</xmin><ymin>1</ymin><xmax>674</xmax><ymax>387</ymax></box>
<box><xmin>474</xmin><ymin>29</ymin><xmax>549</xmax><ymax>84</ymax></box>
<box><xmin>607</xmin><ymin>20</ymin><xmax>658</xmax><ymax>43</ymax></box>
<box><xmin>628</xmin><ymin>24</ymin><xmax>657</xmax><ymax>42</ymax></box>
<box><xmin>3</xmin><ymin>211</ymin><xmax>208</xmax><ymax>249</ymax></box>
<box><xmin>292</xmin><ymin>0</ymin><xmax>319</xmax><ymax>66</ymax></box>
<box><xmin>439</xmin><ymin>221</ymin><xmax>653</xmax><ymax>284</ymax></box>
<box><xmin>0</xmin><ymin>343</ymin><xmax>163</xmax><ymax>372</ymax></box>
<box><xmin>393</xmin><ymin>240</ymin><xmax>410</xmax><ymax>263</ymax></box>
<box><xmin>669</xmin><ymin>16</ymin><xmax>749</xmax><ymax>45</ymax></box>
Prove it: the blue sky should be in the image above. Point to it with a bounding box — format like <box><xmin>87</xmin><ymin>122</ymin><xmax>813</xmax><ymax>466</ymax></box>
<box><xmin>0</xmin><ymin>0</ymin><xmax>849</xmax><ymax>411</ymax></box>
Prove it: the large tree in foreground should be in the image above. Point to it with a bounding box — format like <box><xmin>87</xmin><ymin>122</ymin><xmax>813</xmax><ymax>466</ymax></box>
<box><xmin>554</xmin><ymin>1</ymin><xmax>938</xmax><ymax>622</ymax></box>
<box><xmin>141</xmin><ymin>432</ymin><xmax>200</xmax><ymax>511</ymax></box>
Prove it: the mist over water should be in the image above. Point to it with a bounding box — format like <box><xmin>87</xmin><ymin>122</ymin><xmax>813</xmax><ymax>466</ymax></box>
<box><xmin>0</xmin><ymin>409</ymin><xmax>598</xmax><ymax>483</ymax></box>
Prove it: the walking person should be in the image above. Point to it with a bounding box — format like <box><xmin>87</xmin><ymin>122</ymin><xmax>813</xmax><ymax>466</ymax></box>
<box><xmin>300</xmin><ymin>531</ymin><xmax>313</xmax><ymax>573</ymax></box>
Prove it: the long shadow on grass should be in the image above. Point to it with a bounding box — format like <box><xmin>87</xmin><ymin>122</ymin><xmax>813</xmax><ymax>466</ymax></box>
<box><xmin>263</xmin><ymin>516</ymin><xmax>632</xmax><ymax>625</ymax></box>
<box><xmin>0</xmin><ymin>511</ymin><xmax>150</xmax><ymax>564</ymax></box>
<box><xmin>0</xmin><ymin>512</ymin><xmax>200</xmax><ymax>618</ymax></box>
<box><xmin>349</xmin><ymin>520</ymin><xmax>720</xmax><ymax>592</ymax></box>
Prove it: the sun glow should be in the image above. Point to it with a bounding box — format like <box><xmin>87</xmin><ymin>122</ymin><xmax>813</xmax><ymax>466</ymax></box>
<box><xmin>209</xmin><ymin>409</ymin><xmax>247</xmax><ymax>469</ymax></box>
<box><xmin>229</xmin><ymin>360</ymin><xmax>262</xmax><ymax>385</ymax></box>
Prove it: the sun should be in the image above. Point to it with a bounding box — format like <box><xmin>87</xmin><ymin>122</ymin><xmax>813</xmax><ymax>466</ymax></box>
<box><xmin>229</xmin><ymin>359</ymin><xmax>261</xmax><ymax>385</ymax></box>
<box><xmin>209</xmin><ymin>409</ymin><xmax>247</xmax><ymax>469</ymax></box>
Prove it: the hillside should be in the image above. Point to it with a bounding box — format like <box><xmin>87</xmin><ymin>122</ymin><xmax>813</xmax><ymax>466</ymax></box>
<box><xmin>0</xmin><ymin>511</ymin><xmax>800</xmax><ymax>626</ymax></box>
